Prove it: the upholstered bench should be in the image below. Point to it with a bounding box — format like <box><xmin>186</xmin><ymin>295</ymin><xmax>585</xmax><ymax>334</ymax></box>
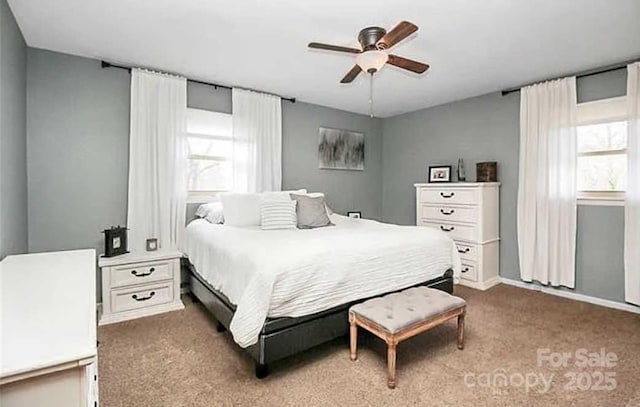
<box><xmin>349</xmin><ymin>287</ymin><xmax>466</xmax><ymax>388</ymax></box>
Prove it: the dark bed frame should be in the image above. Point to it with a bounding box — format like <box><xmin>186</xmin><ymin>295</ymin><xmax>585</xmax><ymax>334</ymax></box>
<box><xmin>187</xmin><ymin>262</ymin><xmax>454</xmax><ymax>378</ymax></box>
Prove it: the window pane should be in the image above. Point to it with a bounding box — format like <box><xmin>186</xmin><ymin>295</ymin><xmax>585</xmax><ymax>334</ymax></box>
<box><xmin>577</xmin><ymin>154</ymin><xmax>626</xmax><ymax>191</ymax></box>
<box><xmin>577</xmin><ymin>121</ymin><xmax>627</xmax><ymax>153</ymax></box>
<box><xmin>186</xmin><ymin>109</ymin><xmax>232</xmax><ymax>137</ymax></box>
<box><xmin>187</xmin><ymin>136</ymin><xmax>232</xmax><ymax>158</ymax></box>
<box><xmin>187</xmin><ymin>159</ymin><xmax>232</xmax><ymax>192</ymax></box>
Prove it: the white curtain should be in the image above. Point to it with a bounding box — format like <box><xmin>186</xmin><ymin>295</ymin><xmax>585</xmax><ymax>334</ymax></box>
<box><xmin>625</xmin><ymin>62</ymin><xmax>640</xmax><ymax>305</ymax></box>
<box><xmin>127</xmin><ymin>69</ymin><xmax>187</xmax><ymax>253</ymax></box>
<box><xmin>517</xmin><ymin>77</ymin><xmax>578</xmax><ymax>288</ymax></box>
<box><xmin>232</xmin><ymin>88</ymin><xmax>282</xmax><ymax>193</ymax></box>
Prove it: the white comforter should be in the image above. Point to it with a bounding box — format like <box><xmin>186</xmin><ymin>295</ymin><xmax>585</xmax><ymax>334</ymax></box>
<box><xmin>184</xmin><ymin>214</ymin><xmax>461</xmax><ymax>348</ymax></box>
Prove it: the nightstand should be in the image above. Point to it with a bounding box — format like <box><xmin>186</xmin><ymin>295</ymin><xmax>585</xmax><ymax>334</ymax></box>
<box><xmin>98</xmin><ymin>250</ymin><xmax>184</xmax><ymax>325</ymax></box>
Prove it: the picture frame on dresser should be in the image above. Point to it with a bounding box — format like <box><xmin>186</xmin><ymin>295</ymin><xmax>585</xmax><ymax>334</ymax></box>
<box><xmin>428</xmin><ymin>166</ymin><xmax>452</xmax><ymax>183</ymax></box>
<box><xmin>414</xmin><ymin>182</ymin><xmax>500</xmax><ymax>290</ymax></box>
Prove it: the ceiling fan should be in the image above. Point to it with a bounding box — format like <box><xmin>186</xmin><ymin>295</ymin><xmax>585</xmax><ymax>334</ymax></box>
<box><xmin>308</xmin><ymin>21</ymin><xmax>429</xmax><ymax>83</ymax></box>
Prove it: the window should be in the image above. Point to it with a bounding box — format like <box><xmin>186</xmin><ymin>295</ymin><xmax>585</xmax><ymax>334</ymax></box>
<box><xmin>186</xmin><ymin>109</ymin><xmax>233</xmax><ymax>199</ymax></box>
<box><xmin>576</xmin><ymin>97</ymin><xmax>627</xmax><ymax>205</ymax></box>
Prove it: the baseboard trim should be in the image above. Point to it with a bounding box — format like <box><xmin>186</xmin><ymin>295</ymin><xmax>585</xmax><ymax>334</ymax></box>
<box><xmin>498</xmin><ymin>277</ymin><xmax>640</xmax><ymax>314</ymax></box>
<box><xmin>98</xmin><ymin>301</ymin><xmax>185</xmax><ymax>326</ymax></box>
<box><xmin>457</xmin><ymin>276</ymin><xmax>500</xmax><ymax>291</ymax></box>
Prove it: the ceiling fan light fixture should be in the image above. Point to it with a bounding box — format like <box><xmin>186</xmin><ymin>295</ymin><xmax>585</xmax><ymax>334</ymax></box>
<box><xmin>355</xmin><ymin>50</ymin><xmax>388</xmax><ymax>73</ymax></box>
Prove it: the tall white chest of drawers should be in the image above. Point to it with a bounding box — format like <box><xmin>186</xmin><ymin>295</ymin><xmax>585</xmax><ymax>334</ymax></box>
<box><xmin>415</xmin><ymin>182</ymin><xmax>500</xmax><ymax>290</ymax></box>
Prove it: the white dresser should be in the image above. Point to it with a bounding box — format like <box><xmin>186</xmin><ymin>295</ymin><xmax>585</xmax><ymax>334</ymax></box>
<box><xmin>415</xmin><ymin>182</ymin><xmax>500</xmax><ymax>290</ymax></box>
<box><xmin>99</xmin><ymin>250</ymin><xmax>184</xmax><ymax>325</ymax></box>
<box><xmin>0</xmin><ymin>250</ymin><xmax>99</xmax><ymax>407</ymax></box>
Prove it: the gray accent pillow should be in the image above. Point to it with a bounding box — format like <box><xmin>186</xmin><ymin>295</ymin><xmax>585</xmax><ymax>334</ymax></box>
<box><xmin>289</xmin><ymin>194</ymin><xmax>333</xmax><ymax>229</ymax></box>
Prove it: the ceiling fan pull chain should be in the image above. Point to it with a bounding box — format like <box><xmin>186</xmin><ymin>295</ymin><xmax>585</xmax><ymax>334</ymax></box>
<box><xmin>369</xmin><ymin>72</ymin><xmax>374</xmax><ymax>118</ymax></box>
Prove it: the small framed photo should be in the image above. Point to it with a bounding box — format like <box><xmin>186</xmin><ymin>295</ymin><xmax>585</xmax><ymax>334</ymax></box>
<box><xmin>347</xmin><ymin>211</ymin><xmax>362</xmax><ymax>219</ymax></box>
<box><xmin>146</xmin><ymin>238</ymin><xmax>158</xmax><ymax>252</ymax></box>
<box><xmin>428</xmin><ymin>166</ymin><xmax>452</xmax><ymax>183</ymax></box>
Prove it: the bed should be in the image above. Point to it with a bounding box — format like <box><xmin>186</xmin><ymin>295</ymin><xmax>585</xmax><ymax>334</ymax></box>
<box><xmin>184</xmin><ymin>213</ymin><xmax>461</xmax><ymax>377</ymax></box>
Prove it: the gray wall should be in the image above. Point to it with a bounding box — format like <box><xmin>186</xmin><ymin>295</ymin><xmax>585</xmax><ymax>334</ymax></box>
<box><xmin>382</xmin><ymin>70</ymin><xmax>628</xmax><ymax>303</ymax></box>
<box><xmin>27</xmin><ymin>49</ymin><xmax>131</xmax><ymax>255</ymax></box>
<box><xmin>0</xmin><ymin>0</ymin><xmax>27</xmax><ymax>259</ymax></box>
<box><xmin>26</xmin><ymin>48</ymin><xmax>383</xmax><ymax>300</ymax></box>
<box><xmin>282</xmin><ymin>102</ymin><xmax>382</xmax><ymax>220</ymax></box>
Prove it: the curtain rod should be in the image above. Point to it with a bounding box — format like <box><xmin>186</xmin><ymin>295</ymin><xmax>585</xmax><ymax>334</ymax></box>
<box><xmin>501</xmin><ymin>57</ymin><xmax>639</xmax><ymax>96</ymax></box>
<box><xmin>101</xmin><ymin>61</ymin><xmax>296</xmax><ymax>103</ymax></box>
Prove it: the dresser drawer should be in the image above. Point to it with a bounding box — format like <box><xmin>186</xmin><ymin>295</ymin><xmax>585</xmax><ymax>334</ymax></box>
<box><xmin>420</xmin><ymin>221</ymin><xmax>477</xmax><ymax>242</ymax></box>
<box><xmin>455</xmin><ymin>241</ymin><xmax>477</xmax><ymax>262</ymax></box>
<box><xmin>421</xmin><ymin>205</ymin><xmax>477</xmax><ymax>224</ymax></box>
<box><xmin>460</xmin><ymin>262</ymin><xmax>478</xmax><ymax>282</ymax></box>
<box><xmin>419</xmin><ymin>188</ymin><xmax>477</xmax><ymax>205</ymax></box>
<box><xmin>110</xmin><ymin>283</ymin><xmax>173</xmax><ymax>313</ymax></box>
<box><xmin>110</xmin><ymin>260</ymin><xmax>173</xmax><ymax>288</ymax></box>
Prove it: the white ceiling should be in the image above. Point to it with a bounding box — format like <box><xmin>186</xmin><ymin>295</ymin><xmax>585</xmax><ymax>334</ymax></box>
<box><xmin>9</xmin><ymin>0</ymin><xmax>640</xmax><ymax>117</ymax></box>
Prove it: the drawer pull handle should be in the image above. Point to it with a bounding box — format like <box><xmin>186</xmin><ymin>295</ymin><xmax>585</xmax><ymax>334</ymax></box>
<box><xmin>458</xmin><ymin>248</ymin><xmax>470</xmax><ymax>254</ymax></box>
<box><xmin>132</xmin><ymin>291</ymin><xmax>155</xmax><ymax>301</ymax></box>
<box><xmin>440</xmin><ymin>209</ymin><xmax>455</xmax><ymax>215</ymax></box>
<box><xmin>440</xmin><ymin>226</ymin><xmax>455</xmax><ymax>232</ymax></box>
<box><xmin>131</xmin><ymin>267</ymin><xmax>155</xmax><ymax>277</ymax></box>
<box><xmin>440</xmin><ymin>192</ymin><xmax>455</xmax><ymax>198</ymax></box>
<box><xmin>461</xmin><ymin>267</ymin><xmax>469</xmax><ymax>273</ymax></box>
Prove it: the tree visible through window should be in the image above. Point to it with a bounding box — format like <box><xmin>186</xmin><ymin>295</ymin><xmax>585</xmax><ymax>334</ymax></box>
<box><xmin>186</xmin><ymin>109</ymin><xmax>233</xmax><ymax>197</ymax></box>
<box><xmin>577</xmin><ymin>121</ymin><xmax>627</xmax><ymax>191</ymax></box>
<box><xmin>576</xmin><ymin>97</ymin><xmax>627</xmax><ymax>201</ymax></box>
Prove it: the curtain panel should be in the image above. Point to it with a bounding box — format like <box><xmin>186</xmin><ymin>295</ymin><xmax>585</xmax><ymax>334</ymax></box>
<box><xmin>517</xmin><ymin>77</ymin><xmax>578</xmax><ymax>288</ymax></box>
<box><xmin>127</xmin><ymin>69</ymin><xmax>187</xmax><ymax>253</ymax></box>
<box><xmin>625</xmin><ymin>62</ymin><xmax>640</xmax><ymax>305</ymax></box>
<box><xmin>231</xmin><ymin>88</ymin><xmax>282</xmax><ymax>193</ymax></box>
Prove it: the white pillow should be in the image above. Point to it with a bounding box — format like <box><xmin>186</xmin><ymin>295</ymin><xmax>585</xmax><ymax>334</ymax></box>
<box><xmin>262</xmin><ymin>190</ymin><xmax>306</xmax><ymax>201</ymax></box>
<box><xmin>220</xmin><ymin>193</ymin><xmax>261</xmax><ymax>226</ymax></box>
<box><xmin>220</xmin><ymin>189</ymin><xmax>307</xmax><ymax>227</ymax></box>
<box><xmin>260</xmin><ymin>199</ymin><xmax>297</xmax><ymax>230</ymax></box>
<box><xmin>195</xmin><ymin>202</ymin><xmax>225</xmax><ymax>224</ymax></box>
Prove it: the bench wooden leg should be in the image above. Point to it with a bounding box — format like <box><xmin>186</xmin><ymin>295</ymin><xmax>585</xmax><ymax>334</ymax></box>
<box><xmin>350</xmin><ymin>319</ymin><xmax>358</xmax><ymax>361</ymax></box>
<box><xmin>457</xmin><ymin>311</ymin><xmax>465</xmax><ymax>350</ymax></box>
<box><xmin>387</xmin><ymin>342</ymin><xmax>397</xmax><ymax>389</ymax></box>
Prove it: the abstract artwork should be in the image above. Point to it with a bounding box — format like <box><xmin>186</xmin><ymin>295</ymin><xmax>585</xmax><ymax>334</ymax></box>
<box><xmin>318</xmin><ymin>127</ymin><xmax>365</xmax><ymax>171</ymax></box>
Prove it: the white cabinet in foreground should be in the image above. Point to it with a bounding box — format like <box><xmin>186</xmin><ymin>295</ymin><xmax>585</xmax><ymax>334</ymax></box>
<box><xmin>0</xmin><ymin>249</ymin><xmax>99</xmax><ymax>407</ymax></box>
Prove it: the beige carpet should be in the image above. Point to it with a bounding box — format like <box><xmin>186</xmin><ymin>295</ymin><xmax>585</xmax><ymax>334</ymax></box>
<box><xmin>98</xmin><ymin>285</ymin><xmax>640</xmax><ymax>406</ymax></box>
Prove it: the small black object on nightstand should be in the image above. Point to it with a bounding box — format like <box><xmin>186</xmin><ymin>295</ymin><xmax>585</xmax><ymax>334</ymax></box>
<box><xmin>102</xmin><ymin>226</ymin><xmax>128</xmax><ymax>257</ymax></box>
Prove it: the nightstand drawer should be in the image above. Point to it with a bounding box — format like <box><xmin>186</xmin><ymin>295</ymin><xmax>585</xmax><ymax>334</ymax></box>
<box><xmin>460</xmin><ymin>262</ymin><xmax>478</xmax><ymax>282</ymax></box>
<box><xmin>111</xmin><ymin>283</ymin><xmax>174</xmax><ymax>313</ymax></box>
<box><xmin>419</xmin><ymin>188</ymin><xmax>477</xmax><ymax>205</ymax></box>
<box><xmin>421</xmin><ymin>205</ymin><xmax>477</xmax><ymax>224</ymax></box>
<box><xmin>455</xmin><ymin>242</ymin><xmax>477</xmax><ymax>262</ymax></box>
<box><xmin>110</xmin><ymin>261</ymin><xmax>172</xmax><ymax>288</ymax></box>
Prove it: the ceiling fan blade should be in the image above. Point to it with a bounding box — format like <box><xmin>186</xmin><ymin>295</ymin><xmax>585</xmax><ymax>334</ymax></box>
<box><xmin>387</xmin><ymin>54</ymin><xmax>430</xmax><ymax>74</ymax></box>
<box><xmin>340</xmin><ymin>65</ymin><xmax>362</xmax><ymax>83</ymax></box>
<box><xmin>308</xmin><ymin>42</ymin><xmax>361</xmax><ymax>54</ymax></box>
<box><xmin>377</xmin><ymin>21</ymin><xmax>418</xmax><ymax>50</ymax></box>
